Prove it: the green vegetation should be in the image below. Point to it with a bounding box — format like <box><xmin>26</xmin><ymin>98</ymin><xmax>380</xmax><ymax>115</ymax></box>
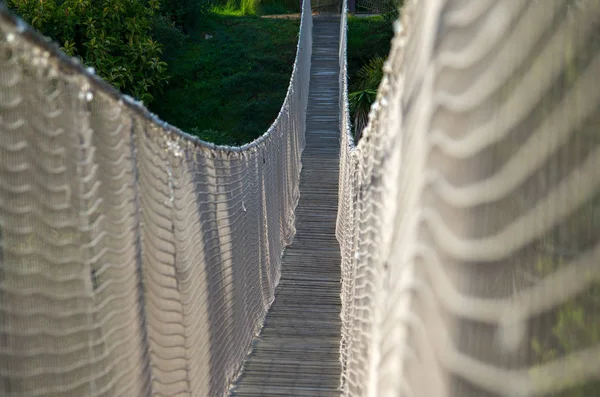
<box><xmin>7</xmin><ymin>0</ymin><xmax>300</xmax><ymax>144</ymax></box>
<box><xmin>209</xmin><ymin>0</ymin><xmax>299</xmax><ymax>16</ymax></box>
<box><xmin>354</xmin><ymin>0</ymin><xmax>401</xmax><ymax>15</ymax></box>
<box><xmin>151</xmin><ymin>8</ymin><xmax>394</xmax><ymax>145</ymax></box>
<box><xmin>159</xmin><ymin>0</ymin><xmax>211</xmax><ymax>34</ymax></box>
<box><xmin>7</xmin><ymin>0</ymin><xmax>395</xmax><ymax>144</ymax></box>
<box><xmin>8</xmin><ymin>0</ymin><xmax>169</xmax><ymax>104</ymax></box>
<box><xmin>149</xmin><ymin>13</ymin><xmax>299</xmax><ymax>145</ymax></box>
<box><xmin>258</xmin><ymin>0</ymin><xmax>300</xmax><ymax>15</ymax></box>
<box><xmin>347</xmin><ymin>15</ymin><xmax>393</xmax><ymax>81</ymax></box>
<box><xmin>347</xmin><ymin>14</ymin><xmax>393</xmax><ymax>140</ymax></box>
<box><xmin>349</xmin><ymin>56</ymin><xmax>383</xmax><ymax>140</ymax></box>
<box><xmin>211</xmin><ymin>0</ymin><xmax>299</xmax><ymax>16</ymax></box>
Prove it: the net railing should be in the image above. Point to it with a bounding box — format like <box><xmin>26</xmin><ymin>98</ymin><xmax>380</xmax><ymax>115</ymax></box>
<box><xmin>3</xmin><ymin>0</ymin><xmax>600</xmax><ymax>396</ymax></box>
<box><xmin>354</xmin><ymin>0</ymin><xmax>399</xmax><ymax>15</ymax></box>
<box><xmin>0</xmin><ymin>0</ymin><xmax>312</xmax><ymax>395</ymax></box>
<box><xmin>337</xmin><ymin>0</ymin><xmax>600</xmax><ymax>396</ymax></box>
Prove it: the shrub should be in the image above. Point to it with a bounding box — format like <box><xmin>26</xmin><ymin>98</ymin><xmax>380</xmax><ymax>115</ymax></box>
<box><xmin>7</xmin><ymin>0</ymin><xmax>169</xmax><ymax>104</ymax></box>
<box><xmin>159</xmin><ymin>0</ymin><xmax>211</xmax><ymax>34</ymax></box>
<box><xmin>151</xmin><ymin>13</ymin><xmax>188</xmax><ymax>60</ymax></box>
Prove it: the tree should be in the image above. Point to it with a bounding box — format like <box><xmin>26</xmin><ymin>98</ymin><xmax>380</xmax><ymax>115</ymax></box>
<box><xmin>7</xmin><ymin>0</ymin><xmax>169</xmax><ymax>104</ymax></box>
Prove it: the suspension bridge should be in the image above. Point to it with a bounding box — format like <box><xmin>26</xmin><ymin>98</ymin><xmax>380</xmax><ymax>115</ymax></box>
<box><xmin>1</xmin><ymin>1</ymin><xmax>600</xmax><ymax>397</ymax></box>
<box><xmin>230</xmin><ymin>15</ymin><xmax>342</xmax><ymax>396</ymax></box>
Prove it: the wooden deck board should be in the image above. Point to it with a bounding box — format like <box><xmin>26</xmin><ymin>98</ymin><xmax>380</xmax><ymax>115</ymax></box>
<box><xmin>228</xmin><ymin>15</ymin><xmax>342</xmax><ymax>397</ymax></box>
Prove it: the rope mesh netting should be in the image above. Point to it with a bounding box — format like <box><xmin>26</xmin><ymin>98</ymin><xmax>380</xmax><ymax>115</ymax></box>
<box><xmin>0</xmin><ymin>1</ymin><xmax>312</xmax><ymax>396</ymax></box>
<box><xmin>354</xmin><ymin>0</ymin><xmax>399</xmax><ymax>15</ymax></box>
<box><xmin>337</xmin><ymin>0</ymin><xmax>600</xmax><ymax>396</ymax></box>
<box><xmin>1</xmin><ymin>0</ymin><xmax>600</xmax><ymax>396</ymax></box>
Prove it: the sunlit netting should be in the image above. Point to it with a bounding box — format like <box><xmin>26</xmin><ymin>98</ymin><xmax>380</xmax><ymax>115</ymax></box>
<box><xmin>337</xmin><ymin>0</ymin><xmax>600</xmax><ymax>396</ymax></box>
<box><xmin>0</xmin><ymin>1</ymin><xmax>312</xmax><ymax>396</ymax></box>
<box><xmin>2</xmin><ymin>0</ymin><xmax>600</xmax><ymax>396</ymax></box>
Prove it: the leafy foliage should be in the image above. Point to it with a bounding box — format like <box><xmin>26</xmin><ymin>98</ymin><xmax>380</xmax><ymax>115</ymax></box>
<box><xmin>7</xmin><ymin>0</ymin><xmax>169</xmax><ymax>104</ymax></box>
<box><xmin>349</xmin><ymin>88</ymin><xmax>376</xmax><ymax>141</ymax></box>
<box><xmin>349</xmin><ymin>56</ymin><xmax>383</xmax><ymax>140</ymax></box>
<box><xmin>355</xmin><ymin>56</ymin><xmax>384</xmax><ymax>91</ymax></box>
<box><xmin>347</xmin><ymin>15</ymin><xmax>393</xmax><ymax>76</ymax></box>
<box><xmin>159</xmin><ymin>0</ymin><xmax>211</xmax><ymax>34</ymax></box>
<box><xmin>347</xmin><ymin>14</ymin><xmax>393</xmax><ymax>77</ymax></box>
<box><xmin>381</xmin><ymin>0</ymin><xmax>403</xmax><ymax>24</ymax></box>
<box><xmin>150</xmin><ymin>13</ymin><xmax>188</xmax><ymax>60</ymax></box>
<box><xmin>148</xmin><ymin>13</ymin><xmax>300</xmax><ymax>145</ymax></box>
<box><xmin>9</xmin><ymin>0</ymin><xmax>301</xmax><ymax>144</ymax></box>
<box><xmin>347</xmin><ymin>15</ymin><xmax>392</xmax><ymax>140</ymax></box>
<box><xmin>209</xmin><ymin>0</ymin><xmax>299</xmax><ymax>16</ymax></box>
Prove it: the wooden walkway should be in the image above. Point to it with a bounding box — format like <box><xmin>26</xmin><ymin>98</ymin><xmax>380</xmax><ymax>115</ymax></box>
<box><xmin>229</xmin><ymin>15</ymin><xmax>342</xmax><ymax>397</ymax></box>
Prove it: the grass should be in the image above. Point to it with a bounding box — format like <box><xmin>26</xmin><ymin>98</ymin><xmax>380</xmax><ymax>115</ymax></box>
<box><xmin>345</xmin><ymin>15</ymin><xmax>393</xmax><ymax>140</ymax></box>
<box><xmin>150</xmin><ymin>11</ymin><xmax>391</xmax><ymax>146</ymax></box>
<box><xmin>149</xmin><ymin>12</ymin><xmax>300</xmax><ymax>145</ymax></box>
<box><xmin>210</xmin><ymin>0</ymin><xmax>260</xmax><ymax>17</ymax></box>
<box><xmin>347</xmin><ymin>15</ymin><xmax>393</xmax><ymax>91</ymax></box>
<box><xmin>211</xmin><ymin>0</ymin><xmax>300</xmax><ymax>16</ymax></box>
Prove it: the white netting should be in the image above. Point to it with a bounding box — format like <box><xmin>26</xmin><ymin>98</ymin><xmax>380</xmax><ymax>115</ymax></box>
<box><xmin>0</xmin><ymin>0</ymin><xmax>312</xmax><ymax>395</ymax></box>
<box><xmin>337</xmin><ymin>0</ymin><xmax>600</xmax><ymax>396</ymax></box>
<box><xmin>3</xmin><ymin>0</ymin><xmax>600</xmax><ymax>396</ymax></box>
<box><xmin>354</xmin><ymin>0</ymin><xmax>399</xmax><ymax>14</ymax></box>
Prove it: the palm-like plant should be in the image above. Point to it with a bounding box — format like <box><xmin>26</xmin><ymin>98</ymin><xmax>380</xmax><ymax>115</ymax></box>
<box><xmin>349</xmin><ymin>56</ymin><xmax>384</xmax><ymax>141</ymax></box>
<box><xmin>349</xmin><ymin>89</ymin><xmax>376</xmax><ymax>141</ymax></box>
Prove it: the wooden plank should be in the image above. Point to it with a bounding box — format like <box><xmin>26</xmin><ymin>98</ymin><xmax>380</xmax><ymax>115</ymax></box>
<box><xmin>229</xmin><ymin>15</ymin><xmax>342</xmax><ymax>397</ymax></box>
